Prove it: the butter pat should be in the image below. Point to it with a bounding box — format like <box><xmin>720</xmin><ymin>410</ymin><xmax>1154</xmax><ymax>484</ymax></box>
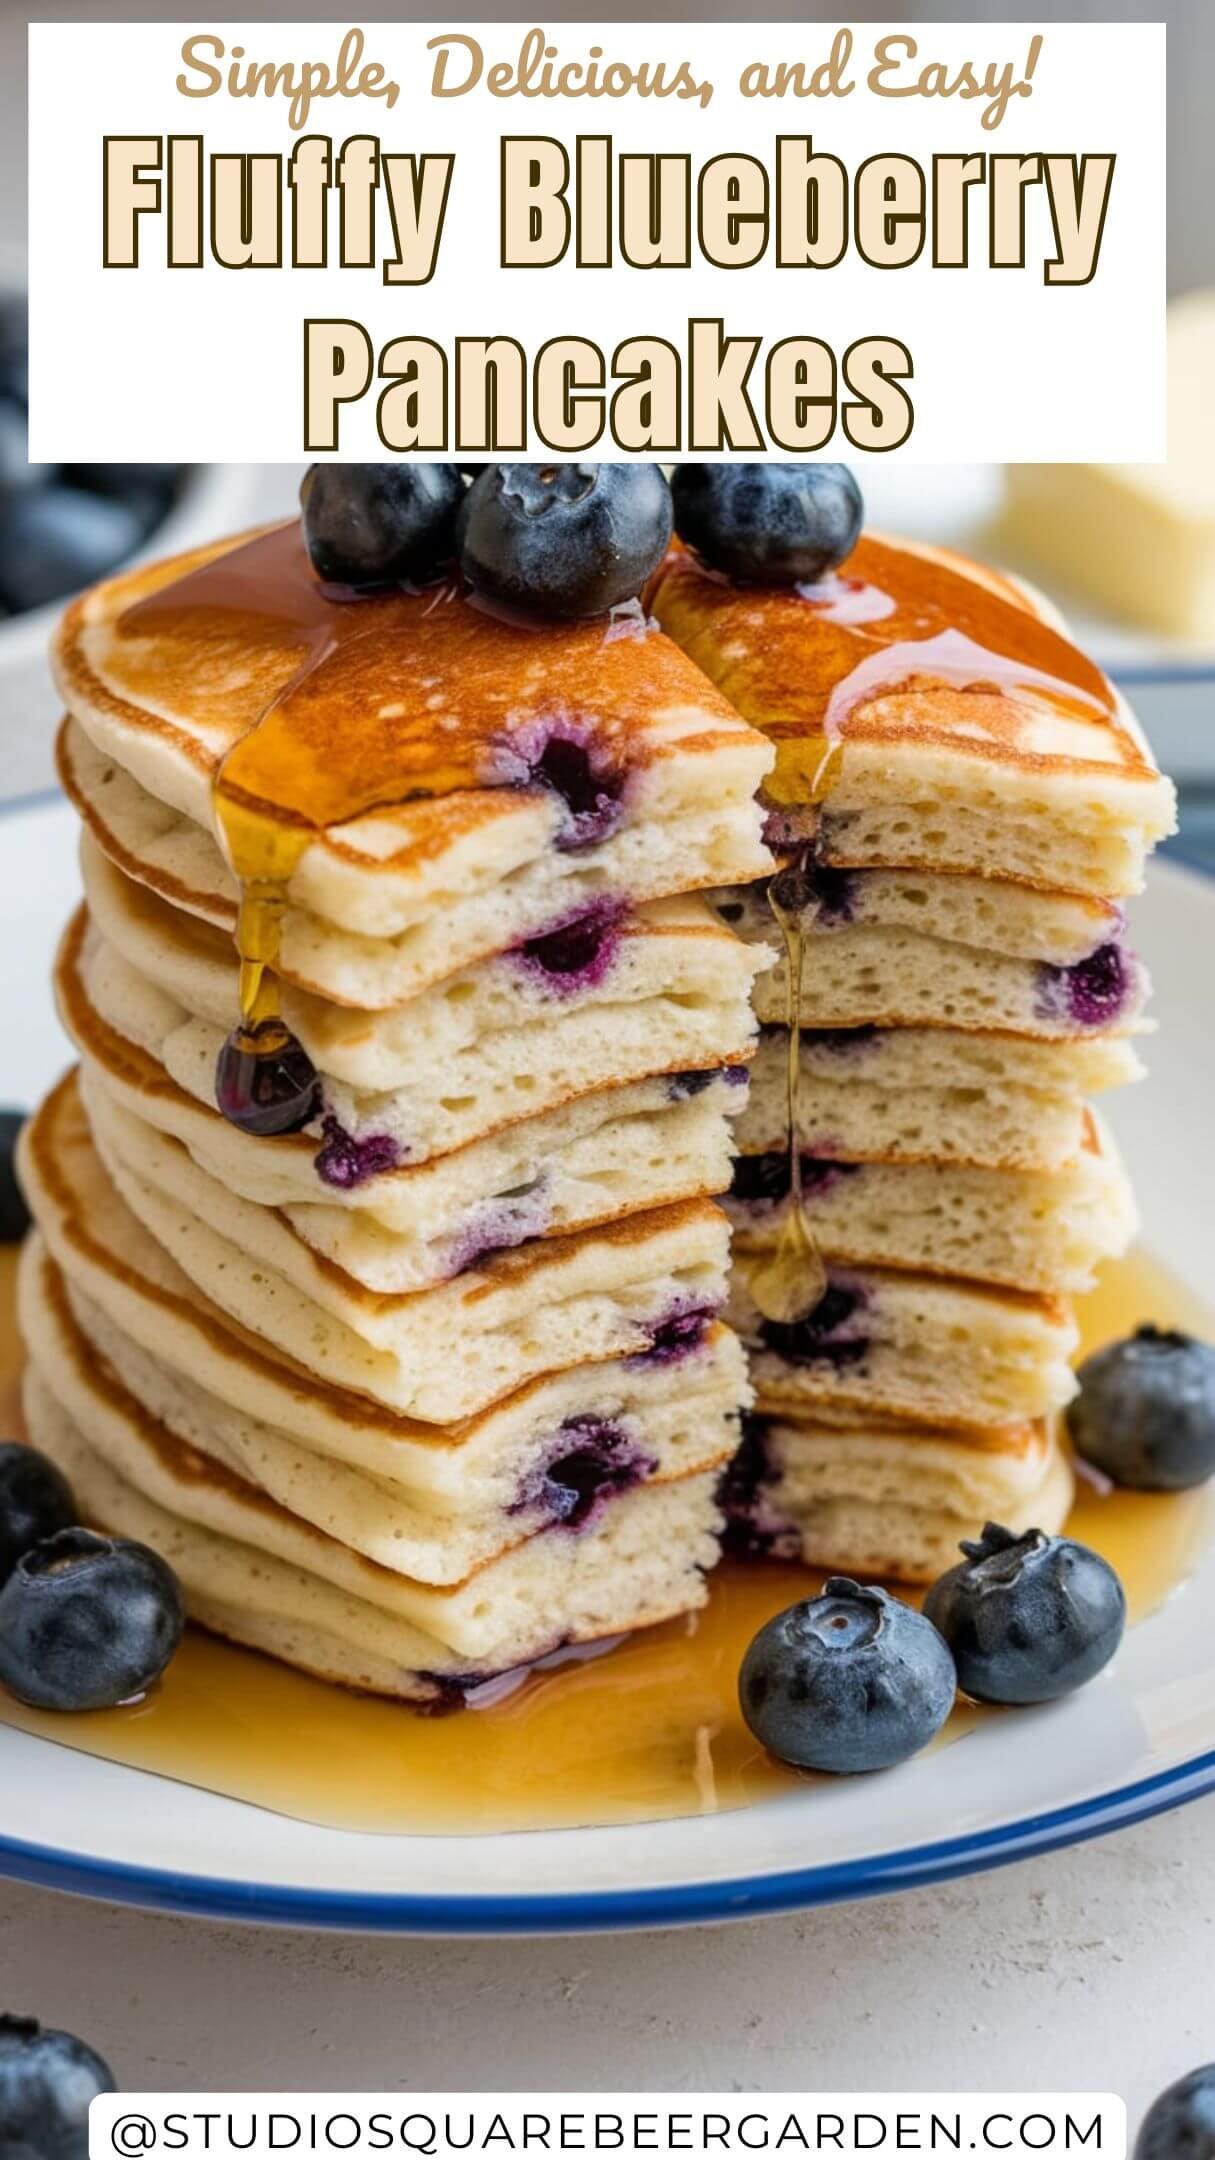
<box><xmin>1003</xmin><ymin>291</ymin><xmax>1215</xmax><ymax>641</ymax></box>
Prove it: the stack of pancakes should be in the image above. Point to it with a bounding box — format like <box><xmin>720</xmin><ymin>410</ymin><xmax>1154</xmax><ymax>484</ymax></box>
<box><xmin>18</xmin><ymin>523</ymin><xmax>777</xmax><ymax>1703</ymax></box>
<box><xmin>651</xmin><ymin>532</ymin><xmax>1176</xmax><ymax>1582</ymax></box>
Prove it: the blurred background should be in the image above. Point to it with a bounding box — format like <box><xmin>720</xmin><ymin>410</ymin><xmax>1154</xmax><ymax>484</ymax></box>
<box><xmin>0</xmin><ymin>0</ymin><xmax>1211</xmax><ymax>858</ymax></box>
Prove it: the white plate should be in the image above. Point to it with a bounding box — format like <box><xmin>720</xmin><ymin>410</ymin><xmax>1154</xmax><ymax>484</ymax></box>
<box><xmin>1</xmin><ymin>797</ymin><xmax>1213</xmax><ymax>1934</ymax></box>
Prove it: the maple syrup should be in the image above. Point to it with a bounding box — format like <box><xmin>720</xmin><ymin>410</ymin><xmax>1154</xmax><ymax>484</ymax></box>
<box><xmin>747</xmin><ymin>864</ymin><xmax>826</xmax><ymax>1326</ymax></box>
<box><xmin>0</xmin><ymin>1241</ymin><xmax>1209</xmax><ymax>1837</ymax></box>
<box><xmin>657</xmin><ymin>533</ymin><xmax>1141</xmax><ymax>814</ymax></box>
<box><xmin>118</xmin><ymin>521</ymin><xmax>642</xmax><ymax>1037</ymax></box>
<box><xmin>748</xmin><ymin>739</ymin><xmax>844</xmax><ymax>1328</ymax></box>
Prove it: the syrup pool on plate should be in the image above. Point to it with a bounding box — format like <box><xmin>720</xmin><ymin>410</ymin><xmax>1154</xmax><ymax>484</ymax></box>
<box><xmin>0</xmin><ymin>1243</ymin><xmax>1210</xmax><ymax>1837</ymax></box>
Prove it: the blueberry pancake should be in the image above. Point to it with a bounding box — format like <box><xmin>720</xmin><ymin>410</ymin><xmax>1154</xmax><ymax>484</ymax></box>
<box><xmin>728</xmin><ymin>1114</ymin><xmax>1136</xmax><ymax>1297</ymax></box>
<box><xmin>653</xmin><ymin>489</ymin><xmax>1173</xmax><ymax>1586</ymax></box>
<box><xmin>20</xmin><ymin>482</ymin><xmax>774</xmax><ymax>1694</ymax></box>
<box><xmin>53</xmin><ymin>527</ymin><xmax>774</xmax><ymax>1004</ymax></box>
<box><xmin>650</xmin><ymin>533</ymin><xmax>1175</xmax><ymax>898</ymax></box>
<box><xmin>729</xmin><ymin>1254</ymin><xmax>1079</xmax><ymax>1431</ymax></box>
<box><xmin>722</xmin><ymin>1408</ymin><xmax>1073</xmax><ymax>1586</ymax></box>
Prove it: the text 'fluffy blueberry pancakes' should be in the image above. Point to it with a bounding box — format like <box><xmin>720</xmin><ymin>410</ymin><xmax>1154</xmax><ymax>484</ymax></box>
<box><xmin>18</xmin><ymin>493</ymin><xmax>779</xmax><ymax>1705</ymax></box>
<box><xmin>650</xmin><ymin>487</ymin><xmax>1176</xmax><ymax>1584</ymax></box>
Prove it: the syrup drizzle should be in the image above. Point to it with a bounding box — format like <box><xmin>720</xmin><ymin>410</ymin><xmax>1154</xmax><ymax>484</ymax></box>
<box><xmin>748</xmin><ymin>739</ymin><xmax>844</xmax><ymax>1328</ymax></box>
<box><xmin>820</xmin><ymin>623</ymin><xmax>1112</xmax><ymax>749</ymax></box>
<box><xmin>661</xmin><ymin>533</ymin><xmax>1124</xmax><ymax>814</ymax></box>
<box><xmin>0</xmin><ymin>1244</ymin><xmax>1210</xmax><ymax>1836</ymax></box>
<box><xmin>116</xmin><ymin>522</ymin><xmax>652</xmax><ymax>1036</ymax></box>
<box><xmin>121</xmin><ymin>526</ymin><xmax>361</xmax><ymax>1032</ymax></box>
<box><xmin>746</xmin><ymin>866</ymin><xmax>825</xmax><ymax>1325</ymax></box>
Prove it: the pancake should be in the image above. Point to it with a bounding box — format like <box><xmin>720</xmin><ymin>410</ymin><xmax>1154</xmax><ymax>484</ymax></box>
<box><xmin>53</xmin><ymin>526</ymin><xmax>775</xmax><ymax>968</ymax></box>
<box><xmin>61</xmin><ymin>901</ymin><xmax>753</xmax><ymax>1243</ymax></box>
<box><xmin>760</xmin><ymin>1022</ymin><xmax>1142</xmax><ymax>1099</ymax></box>
<box><xmin>70</xmin><ymin>908</ymin><xmax>757</xmax><ymax>1176</ymax></box>
<box><xmin>727</xmin><ymin>1113</ymin><xmax>1136</xmax><ymax>1295</ymax></box>
<box><xmin>19</xmin><ymin>1083</ymin><xmax>741</xmax><ymax>1501</ymax></box>
<box><xmin>722</xmin><ymin>1409</ymin><xmax>1074</xmax><ymax>1584</ymax></box>
<box><xmin>739</xmin><ymin>1035</ymin><xmax>1089</xmax><ymax>1173</ymax></box>
<box><xmin>650</xmin><ymin>534</ymin><xmax>1175</xmax><ymax>898</ymax></box>
<box><xmin>24</xmin><ymin>1368</ymin><xmax>724</xmax><ymax>1702</ymax></box>
<box><xmin>83</xmin><ymin>1050</ymin><xmax>738</xmax><ymax>1294</ymax></box>
<box><xmin>82</xmin><ymin>831</ymin><xmax>772</xmax><ymax>1089</ymax></box>
<box><xmin>730</xmin><ymin>1256</ymin><xmax>1078</xmax><ymax>1429</ymax></box>
<box><xmin>711</xmin><ymin>867</ymin><xmax>1123</xmax><ymax>966</ymax></box>
<box><xmin>30</xmin><ymin>514</ymin><xmax>780</xmax><ymax>1701</ymax></box>
<box><xmin>65</xmin><ymin>718</ymin><xmax>773</xmax><ymax>1016</ymax></box>
<box><xmin>49</xmin><ymin>1076</ymin><xmax>732</xmax><ymax>1424</ymax></box>
<box><xmin>81</xmin><ymin>1046</ymin><xmax>738</xmax><ymax>1301</ymax></box>
<box><xmin>22</xmin><ymin>1238</ymin><xmax>740</xmax><ymax>1586</ymax></box>
<box><xmin>741</xmin><ymin>916</ymin><xmax>1147</xmax><ymax>1042</ymax></box>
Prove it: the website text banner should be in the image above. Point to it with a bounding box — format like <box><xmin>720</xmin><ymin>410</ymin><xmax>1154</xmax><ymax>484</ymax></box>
<box><xmin>29</xmin><ymin>21</ymin><xmax>1165</xmax><ymax>463</ymax></box>
<box><xmin>89</xmin><ymin>2095</ymin><xmax>1128</xmax><ymax>2160</ymax></box>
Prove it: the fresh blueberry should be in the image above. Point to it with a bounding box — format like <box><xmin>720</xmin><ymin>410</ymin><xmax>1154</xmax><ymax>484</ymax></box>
<box><xmin>923</xmin><ymin>1522</ymin><xmax>1125</xmax><ymax>1705</ymax></box>
<box><xmin>1067</xmin><ymin>1326</ymin><xmax>1215</xmax><ymax>1491</ymax></box>
<box><xmin>0</xmin><ymin>1445</ymin><xmax>75</xmax><ymax>1586</ymax></box>
<box><xmin>68</xmin><ymin>461</ymin><xmax>183</xmax><ymax>506</ymax></box>
<box><xmin>68</xmin><ymin>464</ymin><xmax>186</xmax><ymax>542</ymax></box>
<box><xmin>300</xmin><ymin>462</ymin><xmax>464</xmax><ymax>588</ymax></box>
<box><xmin>739</xmin><ymin>1578</ymin><xmax>956</xmax><ymax>1774</ymax></box>
<box><xmin>0</xmin><ymin>2014</ymin><xmax>115</xmax><ymax>2160</ymax></box>
<box><xmin>215</xmin><ymin>1021</ymin><xmax>320</xmax><ymax>1138</ymax></box>
<box><xmin>0</xmin><ymin>1528</ymin><xmax>184</xmax><ymax>1711</ymax></box>
<box><xmin>0</xmin><ymin>1110</ymin><xmax>30</xmax><ymax>1241</ymax></box>
<box><xmin>1136</xmin><ymin>2066</ymin><xmax>1215</xmax><ymax>2160</ymax></box>
<box><xmin>459</xmin><ymin>463</ymin><xmax>673</xmax><ymax>621</ymax></box>
<box><xmin>0</xmin><ymin>397</ymin><xmax>56</xmax><ymax>495</ymax></box>
<box><xmin>671</xmin><ymin>463</ymin><xmax>863</xmax><ymax>585</ymax></box>
<box><xmin>0</xmin><ymin>296</ymin><xmax>28</xmax><ymax>405</ymax></box>
<box><xmin>0</xmin><ymin>488</ymin><xmax>146</xmax><ymax>613</ymax></box>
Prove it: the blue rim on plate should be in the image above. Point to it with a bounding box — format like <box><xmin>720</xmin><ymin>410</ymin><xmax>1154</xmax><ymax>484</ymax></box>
<box><xmin>3</xmin><ymin>1748</ymin><xmax>1215</xmax><ymax>1931</ymax></box>
<box><xmin>1</xmin><ymin>796</ymin><xmax>1213</xmax><ymax>1932</ymax></box>
<box><xmin>1108</xmin><ymin>659</ymin><xmax>1215</xmax><ymax>687</ymax></box>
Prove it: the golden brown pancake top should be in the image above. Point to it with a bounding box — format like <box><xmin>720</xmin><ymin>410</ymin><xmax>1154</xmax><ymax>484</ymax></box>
<box><xmin>59</xmin><ymin>522</ymin><xmax>756</xmax><ymax>835</ymax></box>
<box><xmin>650</xmin><ymin>533</ymin><xmax>1159</xmax><ymax>790</ymax></box>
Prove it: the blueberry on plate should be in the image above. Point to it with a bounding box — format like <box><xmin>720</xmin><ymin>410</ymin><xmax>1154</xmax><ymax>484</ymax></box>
<box><xmin>923</xmin><ymin>1522</ymin><xmax>1125</xmax><ymax>1706</ymax></box>
<box><xmin>0</xmin><ymin>488</ymin><xmax>147</xmax><ymax>614</ymax></box>
<box><xmin>0</xmin><ymin>1444</ymin><xmax>75</xmax><ymax>1585</ymax></box>
<box><xmin>0</xmin><ymin>1528</ymin><xmax>185</xmax><ymax>1712</ymax></box>
<box><xmin>1136</xmin><ymin>2065</ymin><xmax>1215</xmax><ymax>2160</ymax></box>
<box><xmin>0</xmin><ymin>2014</ymin><xmax>115</xmax><ymax>2160</ymax></box>
<box><xmin>300</xmin><ymin>462</ymin><xmax>464</xmax><ymax>589</ymax></box>
<box><xmin>460</xmin><ymin>463</ymin><xmax>673</xmax><ymax>621</ymax></box>
<box><xmin>0</xmin><ymin>1110</ymin><xmax>30</xmax><ymax>1241</ymax></box>
<box><xmin>671</xmin><ymin>463</ymin><xmax>863</xmax><ymax>585</ymax></box>
<box><xmin>739</xmin><ymin>1577</ymin><xmax>956</xmax><ymax>1774</ymax></box>
<box><xmin>1067</xmin><ymin>1325</ymin><xmax>1215</xmax><ymax>1491</ymax></box>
